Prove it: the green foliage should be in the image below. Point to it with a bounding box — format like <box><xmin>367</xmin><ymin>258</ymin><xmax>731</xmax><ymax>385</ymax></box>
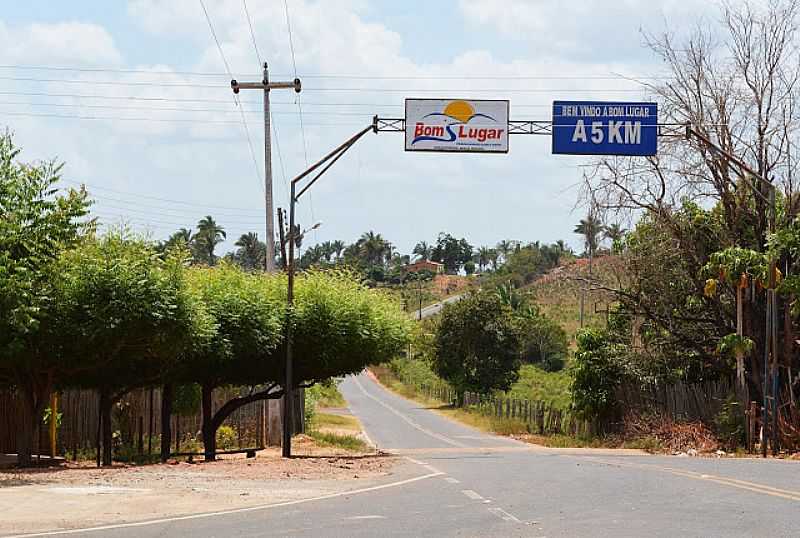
<box><xmin>431</xmin><ymin>232</ymin><xmax>473</xmax><ymax>274</ymax></box>
<box><xmin>515</xmin><ymin>307</ymin><xmax>568</xmax><ymax>372</ymax></box>
<box><xmin>307</xmin><ymin>430</ymin><xmax>367</xmax><ymax>451</ymax></box>
<box><xmin>716</xmin><ymin>334</ymin><xmax>755</xmax><ymax>358</ymax></box>
<box><xmin>570</xmin><ymin>329</ymin><xmax>623</xmax><ymax>421</ymax></box>
<box><xmin>173</xmin><ymin>384</ymin><xmax>202</xmax><ymax>417</ymax></box>
<box><xmin>432</xmin><ymin>292</ymin><xmax>521</xmax><ymax>395</ymax></box>
<box><xmin>714</xmin><ymin>395</ymin><xmax>745</xmax><ymax>450</ymax></box>
<box><xmin>0</xmin><ymin>132</ymin><xmax>91</xmax><ymax>375</ymax></box>
<box><xmin>215</xmin><ymin>425</ymin><xmax>237</xmax><ymax>450</ymax></box>
<box><xmin>50</xmin><ymin>232</ymin><xmax>205</xmax><ymax>391</ymax></box>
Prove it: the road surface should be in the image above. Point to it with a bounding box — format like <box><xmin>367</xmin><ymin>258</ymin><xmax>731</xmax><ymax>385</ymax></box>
<box><xmin>29</xmin><ymin>372</ymin><xmax>800</xmax><ymax>537</ymax></box>
<box><xmin>416</xmin><ymin>293</ymin><xmax>463</xmax><ymax>319</ymax></box>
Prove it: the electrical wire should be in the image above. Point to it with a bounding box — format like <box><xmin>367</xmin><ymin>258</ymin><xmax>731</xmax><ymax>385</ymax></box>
<box><xmin>242</xmin><ymin>0</ymin><xmax>262</xmax><ymax>66</ymax></box>
<box><xmin>0</xmin><ymin>64</ymin><xmax>675</xmax><ymax>81</ymax></box>
<box><xmin>284</xmin><ymin>0</ymin><xmax>315</xmax><ymax>233</ymax></box>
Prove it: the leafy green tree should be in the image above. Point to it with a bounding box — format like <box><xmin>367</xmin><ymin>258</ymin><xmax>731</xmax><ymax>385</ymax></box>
<box><xmin>570</xmin><ymin>329</ymin><xmax>623</xmax><ymax>425</ymax></box>
<box><xmin>432</xmin><ymin>292</ymin><xmax>521</xmax><ymax>402</ymax></box>
<box><xmin>52</xmin><ymin>233</ymin><xmax>209</xmax><ymax>466</ymax></box>
<box><xmin>186</xmin><ymin>266</ymin><xmax>411</xmax><ymax>460</ymax></box>
<box><xmin>0</xmin><ymin>133</ymin><xmax>91</xmax><ymax>466</ymax></box>
<box><xmin>160</xmin><ymin>228</ymin><xmax>193</xmax><ymax>254</ymax></box>
<box><xmin>432</xmin><ymin>232</ymin><xmax>473</xmax><ymax>274</ymax></box>
<box><xmin>464</xmin><ymin>260</ymin><xmax>476</xmax><ymax>275</ymax></box>
<box><xmin>233</xmin><ymin>232</ymin><xmax>265</xmax><ymax>271</ymax></box>
<box><xmin>185</xmin><ymin>264</ymin><xmax>283</xmax><ymax>461</ymax></box>
<box><xmin>413</xmin><ymin>241</ymin><xmax>432</xmax><ymax>261</ymax></box>
<box><xmin>515</xmin><ymin>306</ymin><xmax>568</xmax><ymax>372</ymax></box>
<box><xmin>476</xmin><ymin>246</ymin><xmax>492</xmax><ymax>272</ymax></box>
<box><xmin>194</xmin><ymin>215</ymin><xmax>226</xmax><ymax>265</ymax></box>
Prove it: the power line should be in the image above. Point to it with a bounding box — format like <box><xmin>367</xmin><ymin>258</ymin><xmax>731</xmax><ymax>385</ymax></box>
<box><xmin>0</xmin><ymin>90</ymin><xmax>559</xmax><ymax>108</ymax></box>
<box><xmin>199</xmin><ymin>0</ymin><xmax>233</xmax><ymax>77</ymax></box>
<box><xmin>0</xmin><ymin>110</ymin><xmax>365</xmax><ymax>125</ymax></box>
<box><xmin>63</xmin><ymin>179</ymin><xmax>273</xmax><ymax>213</ymax></box>
<box><xmin>0</xmin><ymin>64</ymin><xmax>675</xmax><ymax>80</ymax></box>
<box><xmin>284</xmin><ymin>0</ymin><xmax>315</xmax><ymax>232</ymax></box>
<box><xmin>242</xmin><ymin>0</ymin><xmax>262</xmax><ymax>66</ymax></box>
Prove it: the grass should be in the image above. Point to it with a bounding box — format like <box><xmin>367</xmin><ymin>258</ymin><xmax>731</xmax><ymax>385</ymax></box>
<box><xmin>311</xmin><ymin>412</ymin><xmax>360</xmax><ymax>431</ymax></box>
<box><xmin>311</xmin><ymin>381</ymin><xmax>347</xmax><ymax>408</ymax></box>
<box><xmin>306</xmin><ymin>430</ymin><xmax>368</xmax><ymax>451</ymax></box>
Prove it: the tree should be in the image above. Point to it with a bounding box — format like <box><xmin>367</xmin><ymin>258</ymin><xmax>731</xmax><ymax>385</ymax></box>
<box><xmin>603</xmin><ymin>223</ymin><xmax>626</xmax><ymax>244</ymax></box>
<box><xmin>432</xmin><ymin>232</ymin><xmax>473</xmax><ymax>274</ymax></box>
<box><xmin>476</xmin><ymin>246</ymin><xmax>492</xmax><ymax>272</ymax></box>
<box><xmin>0</xmin><ymin>133</ymin><xmax>91</xmax><ymax>466</ymax></box>
<box><xmin>432</xmin><ymin>292</ymin><xmax>521</xmax><ymax>401</ymax></box>
<box><xmin>574</xmin><ymin>214</ymin><xmax>602</xmax><ymax>256</ymax></box>
<box><xmin>464</xmin><ymin>260</ymin><xmax>476</xmax><ymax>275</ymax></box>
<box><xmin>160</xmin><ymin>228</ymin><xmax>193</xmax><ymax>253</ymax></box>
<box><xmin>571</xmin><ymin>329</ymin><xmax>623</xmax><ymax>426</ymax></box>
<box><xmin>194</xmin><ymin>216</ymin><xmax>226</xmax><ymax>266</ymax></box>
<box><xmin>186</xmin><ymin>265</ymin><xmax>411</xmax><ymax>461</ymax></box>
<box><xmin>234</xmin><ymin>232</ymin><xmax>265</xmax><ymax>270</ymax></box>
<box><xmin>413</xmin><ymin>241</ymin><xmax>432</xmax><ymax>261</ymax></box>
<box><xmin>515</xmin><ymin>306</ymin><xmax>568</xmax><ymax>372</ymax></box>
<box><xmin>331</xmin><ymin>240</ymin><xmax>346</xmax><ymax>261</ymax></box>
<box><xmin>496</xmin><ymin>240</ymin><xmax>518</xmax><ymax>264</ymax></box>
<box><xmin>185</xmin><ymin>264</ymin><xmax>283</xmax><ymax>461</ymax></box>
<box><xmin>52</xmin><ymin>233</ymin><xmax>207</xmax><ymax>466</ymax></box>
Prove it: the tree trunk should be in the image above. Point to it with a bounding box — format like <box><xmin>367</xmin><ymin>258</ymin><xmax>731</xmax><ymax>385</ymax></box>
<box><xmin>201</xmin><ymin>384</ymin><xmax>216</xmax><ymax>462</ymax></box>
<box><xmin>160</xmin><ymin>383</ymin><xmax>173</xmax><ymax>463</ymax></box>
<box><xmin>99</xmin><ymin>390</ymin><xmax>113</xmax><ymax>467</ymax></box>
<box><xmin>15</xmin><ymin>394</ymin><xmax>36</xmax><ymax>467</ymax></box>
<box><xmin>15</xmin><ymin>375</ymin><xmax>50</xmax><ymax>467</ymax></box>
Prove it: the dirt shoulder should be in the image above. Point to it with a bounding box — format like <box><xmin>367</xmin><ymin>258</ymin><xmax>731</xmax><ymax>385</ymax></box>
<box><xmin>0</xmin><ymin>435</ymin><xmax>396</xmax><ymax>536</ymax></box>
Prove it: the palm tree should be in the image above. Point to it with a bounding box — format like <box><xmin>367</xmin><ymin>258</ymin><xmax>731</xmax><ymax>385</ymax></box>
<box><xmin>412</xmin><ymin>241</ymin><xmax>432</xmax><ymax>261</ymax></box>
<box><xmin>603</xmin><ymin>223</ymin><xmax>626</xmax><ymax>244</ymax></box>
<box><xmin>496</xmin><ymin>239</ymin><xmax>516</xmax><ymax>264</ymax></box>
<box><xmin>331</xmin><ymin>240</ymin><xmax>346</xmax><ymax>261</ymax></box>
<box><xmin>160</xmin><ymin>227</ymin><xmax>193</xmax><ymax>252</ymax></box>
<box><xmin>359</xmin><ymin>231</ymin><xmax>389</xmax><ymax>266</ymax></box>
<box><xmin>488</xmin><ymin>248</ymin><xmax>500</xmax><ymax>271</ymax></box>
<box><xmin>195</xmin><ymin>215</ymin><xmax>226</xmax><ymax>266</ymax></box>
<box><xmin>574</xmin><ymin>214</ymin><xmax>602</xmax><ymax>257</ymax></box>
<box><xmin>477</xmin><ymin>246</ymin><xmax>492</xmax><ymax>272</ymax></box>
<box><xmin>234</xmin><ymin>232</ymin><xmax>264</xmax><ymax>270</ymax></box>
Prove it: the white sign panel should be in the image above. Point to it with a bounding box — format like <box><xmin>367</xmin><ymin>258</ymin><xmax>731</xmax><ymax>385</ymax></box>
<box><xmin>405</xmin><ymin>99</ymin><xmax>509</xmax><ymax>153</ymax></box>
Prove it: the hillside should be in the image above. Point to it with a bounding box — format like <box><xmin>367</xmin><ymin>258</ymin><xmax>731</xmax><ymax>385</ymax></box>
<box><xmin>525</xmin><ymin>255</ymin><xmax>624</xmax><ymax>345</ymax></box>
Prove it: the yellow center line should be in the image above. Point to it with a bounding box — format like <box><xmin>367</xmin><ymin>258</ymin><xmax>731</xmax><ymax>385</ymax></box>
<box><xmin>583</xmin><ymin>457</ymin><xmax>800</xmax><ymax>502</ymax></box>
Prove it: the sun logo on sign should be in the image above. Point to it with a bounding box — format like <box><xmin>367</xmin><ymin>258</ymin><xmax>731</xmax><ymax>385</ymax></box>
<box><xmin>412</xmin><ymin>100</ymin><xmax>498</xmax><ymax>144</ymax></box>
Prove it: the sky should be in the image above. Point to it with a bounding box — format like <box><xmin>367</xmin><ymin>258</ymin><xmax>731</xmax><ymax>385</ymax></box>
<box><xmin>0</xmin><ymin>0</ymin><xmax>721</xmax><ymax>255</ymax></box>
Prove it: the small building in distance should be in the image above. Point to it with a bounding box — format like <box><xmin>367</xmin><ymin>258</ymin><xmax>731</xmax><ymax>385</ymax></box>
<box><xmin>402</xmin><ymin>260</ymin><xmax>445</xmax><ymax>275</ymax></box>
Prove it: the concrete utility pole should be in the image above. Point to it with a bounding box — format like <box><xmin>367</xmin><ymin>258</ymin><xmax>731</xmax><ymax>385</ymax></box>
<box><xmin>231</xmin><ymin>63</ymin><xmax>301</xmax><ymax>272</ymax></box>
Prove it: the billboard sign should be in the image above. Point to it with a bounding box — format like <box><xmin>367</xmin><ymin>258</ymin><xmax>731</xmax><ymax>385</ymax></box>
<box><xmin>405</xmin><ymin>99</ymin><xmax>509</xmax><ymax>153</ymax></box>
<box><xmin>552</xmin><ymin>101</ymin><xmax>658</xmax><ymax>156</ymax></box>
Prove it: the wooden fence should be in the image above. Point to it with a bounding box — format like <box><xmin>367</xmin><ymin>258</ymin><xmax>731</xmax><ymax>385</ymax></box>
<box><xmin>0</xmin><ymin>387</ymin><xmax>273</xmax><ymax>459</ymax></box>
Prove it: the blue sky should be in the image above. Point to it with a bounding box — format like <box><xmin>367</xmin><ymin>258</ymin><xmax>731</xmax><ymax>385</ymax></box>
<box><xmin>0</xmin><ymin>0</ymin><xmax>714</xmax><ymax>254</ymax></box>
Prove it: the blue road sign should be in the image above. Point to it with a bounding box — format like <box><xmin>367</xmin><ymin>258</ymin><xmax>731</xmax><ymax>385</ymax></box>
<box><xmin>552</xmin><ymin>101</ymin><xmax>658</xmax><ymax>156</ymax></box>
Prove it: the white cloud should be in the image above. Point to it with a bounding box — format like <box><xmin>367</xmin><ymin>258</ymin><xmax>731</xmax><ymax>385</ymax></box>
<box><xmin>0</xmin><ymin>21</ymin><xmax>122</xmax><ymax>65</ymax></box>
<box><xmin>1</xmin><ymin>1</ymin><xmax>702</xmax><ymax>254</ymax></box>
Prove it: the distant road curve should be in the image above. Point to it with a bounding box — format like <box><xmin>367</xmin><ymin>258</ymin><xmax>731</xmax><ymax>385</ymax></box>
<box><xmin>413</xmin><ymin>293</ymin><xmax>464</xmax><ymax>320</ymax></box>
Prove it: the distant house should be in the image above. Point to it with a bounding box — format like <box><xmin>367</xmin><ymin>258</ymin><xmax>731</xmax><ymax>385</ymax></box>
<box><xmin>402</xmin><ymin>260</ymin><xmax>445</xmax><ymax>274</ymax></box>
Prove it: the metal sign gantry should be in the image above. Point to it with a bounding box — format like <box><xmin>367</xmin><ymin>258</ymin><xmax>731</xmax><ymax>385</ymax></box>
<box><xmin>372</xmin><ymin>116</ymin><xmax>688</xmax><ymax>138</ymax></box>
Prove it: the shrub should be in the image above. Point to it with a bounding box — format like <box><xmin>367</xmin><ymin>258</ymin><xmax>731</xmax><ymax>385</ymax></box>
<box><xmin>570</xmin><ymin>329</ymin><xmax>623</xmax><ymax>422</ymax></box>
<box><xmin>215</xmin><ymin>425</ymin><xmax>237</xmax><ymax>450</ymax></box>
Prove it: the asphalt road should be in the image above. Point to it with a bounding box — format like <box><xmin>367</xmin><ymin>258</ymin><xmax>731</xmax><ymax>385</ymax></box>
<box><xmin>40</xmin><ymin>372</ymin><xmax>800</xmax><ymax>537</ymax></box>
<box><xmin>416</xmin><ymin>293</ymin><xmax>463</xmax><ymax>319</ymax></box>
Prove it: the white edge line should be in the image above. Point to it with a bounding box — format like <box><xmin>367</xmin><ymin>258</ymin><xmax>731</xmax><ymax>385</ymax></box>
<box><xmin>4</xmin><ymin>471</ymin><xmax>445</xmax><ymax>538</ymax></box>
